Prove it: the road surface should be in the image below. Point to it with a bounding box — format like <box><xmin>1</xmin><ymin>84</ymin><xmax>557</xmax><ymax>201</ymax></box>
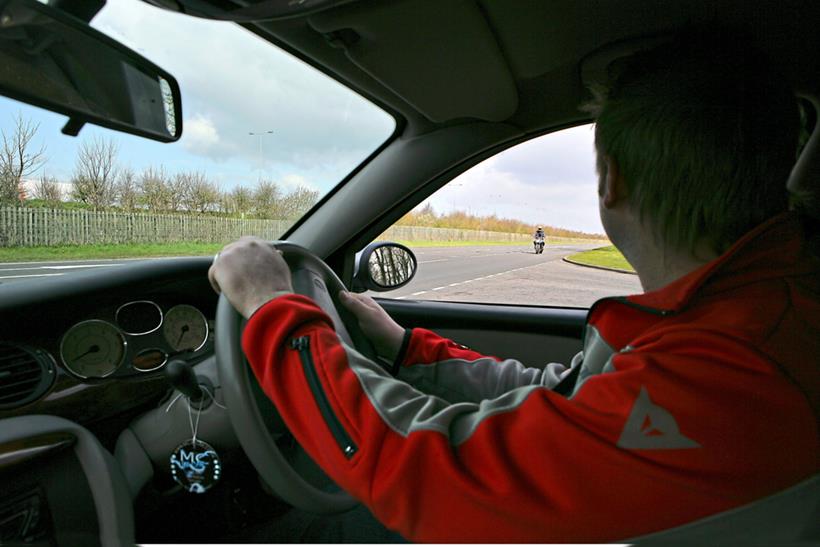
<box><xmin>374</xmin><ymin>244</ymin><xmax>641</xmax><ymax>307</ymax></box>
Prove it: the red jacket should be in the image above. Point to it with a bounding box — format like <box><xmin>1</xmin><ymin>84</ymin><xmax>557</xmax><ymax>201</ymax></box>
<box><xmin>242</xmin><ymin>212</ymin><xmax>820</xmax><ymax>542</ymax></box>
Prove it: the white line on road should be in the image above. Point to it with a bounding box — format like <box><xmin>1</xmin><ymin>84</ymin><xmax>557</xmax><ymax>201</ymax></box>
<box><xmin>0</xmin><ymin>266</ymin><xmax>55</xmax><ymax>272</ymax></box>
<box><xmin>418</xmin><ymin>259</ymin><xmax>449</xmax><ymax>264</ymax></box>
<box><xmin>0</xmin><ymin>273</ymin><xmax>64</xmax><ymax>280</ymax></box>
<box><xmin>411</xmin><ymin>291</ymin><xmax>428</xmax><ymax>296</ymax></box>
<box><xmin>0</xmin><ymin>263</ymin><xmax>125</xmax><ymax>272</ymax></box>
<box><xmin>448</xmin><ymin>282</ymin><xmax>461</xmax><ymax>286</ymax></box>
<box><xmin>44</xmin><ymin>264</ymin><xmax>124</xmax><ymax>270</ymax></box>
<box><xmin>431</xmin><ymin>286</ymin><xmax>445</xmax><ymax>291</ymax></box>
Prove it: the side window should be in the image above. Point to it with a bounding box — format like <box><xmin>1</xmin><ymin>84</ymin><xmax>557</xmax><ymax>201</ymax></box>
<box><xmin>373</xmin><ymin>125</ymin><xmax>642</xmax><ymax>307</ymax></box>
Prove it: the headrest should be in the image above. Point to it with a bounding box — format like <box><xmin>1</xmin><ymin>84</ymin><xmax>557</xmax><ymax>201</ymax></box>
<box><xmin>788</xmin><ymin>96</ymin><xmax>820</xmax><ymax>219</ymax></box>
<box><xmin>579</xmin><ymin>35</ymin><xmax>670</xmax><ymax>91</ymax></box>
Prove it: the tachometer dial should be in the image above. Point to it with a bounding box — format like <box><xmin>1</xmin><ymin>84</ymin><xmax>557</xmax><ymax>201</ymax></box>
<box><xmin>163</xmin><ymin>305</ymin><xmax>209</xmax><ymax>352</ymax></box>
<box><xmin>60</xmin><ymin>320</ymin><xmax>126</xmax><ymax>378</ymax></box>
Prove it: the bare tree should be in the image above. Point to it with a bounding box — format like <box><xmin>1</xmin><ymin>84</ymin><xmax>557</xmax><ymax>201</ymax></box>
<box><xmin>181</xmin><ymin>172</ymin><xmax>219</xmax><ymax>214</ymax></box>
<box><xmin>216</xmin><ymin>190</ymin><xmax>229</xmax><ymax>215</ymax></box>
<box><xmin>252</xmin><ymin>179</ymin><xmax>281</xmax><ymax>219</ymax></box>
<box><xmin>228</xmin><ymin>185</ymin><xmax>253</xmax><ymax>216</ymax></box>
<box><xmin>71</xmin><ymin>138</ymin><xmax>118</xmax><ymax>209</ymax></box>
<box><xmin>279</xmin><ymin>185</ymin><xmax>320</xmax><ymax>219</ymax></box>
<box><xmin>115</xmin><ymin>168</ymin><xmax>139</xmax><ymax>211</ymax></box>
<box><xmin>139</xmin><ymin>166</ymin><xmax>170</xmax><ymax>211</ymax></box>
<box><xmin>31</xmin><ymin>174</ymin><xmax>63</xmax><ymax>205</ymax></box>
<box><xmin>0</xmin><ymin>113</ymin><xmax>46</xmax><ymax>204</ymax></box>
<box><xmin>167</xmin><ymin>173</ymin><xmax>189</xmax><ymax>212</ymax></box>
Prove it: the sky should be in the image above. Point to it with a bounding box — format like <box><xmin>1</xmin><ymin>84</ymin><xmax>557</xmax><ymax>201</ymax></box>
<box><xmin>1</xmin><ymin>0</ymin><xmax>604</xmax><ymax>234</ymax></box>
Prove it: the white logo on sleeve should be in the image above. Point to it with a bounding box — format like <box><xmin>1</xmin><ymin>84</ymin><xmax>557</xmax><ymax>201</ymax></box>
<box><xmin>617</xmin><ymin>386</ymin><xmax>700</xmax><ymax>449</ymax></box>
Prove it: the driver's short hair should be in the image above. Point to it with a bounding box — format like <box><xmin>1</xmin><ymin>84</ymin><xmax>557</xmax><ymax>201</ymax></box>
<box><xmin>583</xmin><ymin>29</ymin><xmax>800</xmax><ymax>255</ymax></box>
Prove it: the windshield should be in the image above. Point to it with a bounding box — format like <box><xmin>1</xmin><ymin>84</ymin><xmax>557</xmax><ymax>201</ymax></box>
<box><xmin>0</xmin><ymin>0</ymin><xmax>395</xmax><ymax>285</ymax></box>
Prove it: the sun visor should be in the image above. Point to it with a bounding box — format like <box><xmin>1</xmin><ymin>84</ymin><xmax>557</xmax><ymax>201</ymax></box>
<box><xmin>309</xmin><ymin>0</ymin><xmax>518</xmax><ymax>123</ymax></box>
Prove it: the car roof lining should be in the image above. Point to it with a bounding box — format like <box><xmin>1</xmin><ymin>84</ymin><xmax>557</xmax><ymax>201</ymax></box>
<box><xmin>308</xmin><ymin>0</ymin><xmax>518</xmax><ymax>124</ymax></box>
<box><xmin>231</xmin><ymin>0</ymin><xmax>820</xmax><ymax>136</ymax></box>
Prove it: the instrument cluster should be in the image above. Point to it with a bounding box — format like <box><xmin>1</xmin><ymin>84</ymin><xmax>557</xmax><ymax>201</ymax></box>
<box><xmin>59</xmin><ymin>301</ymin><xmax>211</xmax><ymax>379</ymax></box>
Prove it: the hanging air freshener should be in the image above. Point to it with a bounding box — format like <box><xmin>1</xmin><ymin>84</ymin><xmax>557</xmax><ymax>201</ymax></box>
<box><xmin>169</xmin><ymin>392</ymin><xmax>222</xmax><ymax>493</ymax></box>
<box><xmin>170</xmin><ymin>438</ymin><xmax>221</xmax><ymax>493</ymax></box>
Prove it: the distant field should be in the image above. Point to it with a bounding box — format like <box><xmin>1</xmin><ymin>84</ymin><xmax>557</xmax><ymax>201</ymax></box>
<box><xmin>566</xmin><ymin>245</ymin><xmax>635</xmax><ymax>272</ymax></box>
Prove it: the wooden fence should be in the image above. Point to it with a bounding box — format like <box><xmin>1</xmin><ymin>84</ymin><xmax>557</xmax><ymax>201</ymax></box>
<box><xmin>0</xmin><ymin>207</ymin><xmax>294</xmax><ymax>247</ymax></box>
<box><xmin>0</xmin><ymin>207</ymin><xmax>600</xmax><ymax>247</ymax></box>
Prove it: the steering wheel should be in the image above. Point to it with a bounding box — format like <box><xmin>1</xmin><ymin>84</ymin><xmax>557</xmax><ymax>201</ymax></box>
<box><xmin>215</xmin><ymin>242</ymin><xmax>377</xmax><ymax>514</ymax></box>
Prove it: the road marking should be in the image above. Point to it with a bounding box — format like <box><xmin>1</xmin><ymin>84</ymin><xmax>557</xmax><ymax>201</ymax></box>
<box><xmin>419</xmin><ymin>259</ymin><xmax>448</xmax><ymax>264</ymax></box>
<box><xmin>411</xmin><ymin>291</ymin><xmax>427</xmax><ymax>296</ymax></box>
<box><xmin>0</xmin><ymin>263</ymin><xmax>124</xmax><ymax>272</ymax></box>
<box><xmin>396</xmin><ymin>296</ymin><xmax>407</xmax><ymax>300</ymax></box>
<box><xmin>431</xmin><ymin>286</ymin><xmax>445</xmax><ymax>291</ymax></box>
<box><xmin>448</xmin><ymin>282</ymin><xmax>461</xmax><ymax>286</ymax></box>
<box><xmin>44</xmin><ymin>264</ymin><xmax>124</xmax><ymax>270</ymax></box>
<box><xmin>0</xmin><ymin>266</ymin><xmax>55</xmax><ymax>272</ymax></box>
<box><xmin>0</xmin><ymin>273</ymin><xmax>64</xmax><ymax>279</ymax></box>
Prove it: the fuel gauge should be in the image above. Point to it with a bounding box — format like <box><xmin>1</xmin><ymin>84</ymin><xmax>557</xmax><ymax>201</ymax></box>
<box><xmin>163</xmin><ymin>305</ymin><xmax>209</xmax><ymax>352</ymax></box>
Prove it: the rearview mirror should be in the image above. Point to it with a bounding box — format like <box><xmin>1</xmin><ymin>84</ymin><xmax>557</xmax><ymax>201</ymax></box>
<box><xmin>0</xmin><ymin>0</ymin><xmax>182</xmax><ymax>142</ymax></box>
<box><xmin>353</xmin><ymin>242</ymin><xmax>417</xmax><ymax>292</ymax></box>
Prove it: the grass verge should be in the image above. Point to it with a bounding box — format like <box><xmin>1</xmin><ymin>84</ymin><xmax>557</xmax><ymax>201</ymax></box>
<box><xmin>566</xmin><ymin>245</ymin><xmax>635</xmax><ymax>272</ymax></box>
<box><xmin>0</xmin><ymin>242</ymin><xmax>225</xmax><ymax>262</ymax></box>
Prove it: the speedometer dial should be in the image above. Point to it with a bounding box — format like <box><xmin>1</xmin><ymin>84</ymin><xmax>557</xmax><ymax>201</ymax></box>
<box><xmin>163</xmin><ymin>305</ymin><xmax>208</xmax><ymax>352</ymax></box>
<box><xmin>60</xmin><ymin>320</ymin><xmax>126</xmax><ymax>378</ymax></box>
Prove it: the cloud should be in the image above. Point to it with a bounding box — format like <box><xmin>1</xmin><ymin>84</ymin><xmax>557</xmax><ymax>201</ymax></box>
<box><xmin>91</xmin><ymin>0</ymin><xmax>395</xmax><ymax>190</ymax></box>
<box><xmin>426</xmin><ymin>126</ymin><xmax>605</xmax><ymax>233</ymax></box>
<box><xmin>280</xmin><ymin>174</ymin><xmax>317</xmax><ymax>192</ymax></box>
<box><xmin>181</xmin><ymin>115</ymin><xmax>224</xmax><ymax>158</ymax></box>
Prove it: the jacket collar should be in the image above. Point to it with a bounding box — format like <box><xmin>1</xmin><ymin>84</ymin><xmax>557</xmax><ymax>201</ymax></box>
<box><xmin>624</xmin><ymin>212</ymin><xmax>819</xmax><ymax>314</ymax></box>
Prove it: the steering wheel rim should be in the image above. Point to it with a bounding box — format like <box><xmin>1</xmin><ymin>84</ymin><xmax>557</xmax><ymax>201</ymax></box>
<box><xmin>215</xmin><ymin>241</ymin><xmax>374</xmax><ymax>514</ymax></box>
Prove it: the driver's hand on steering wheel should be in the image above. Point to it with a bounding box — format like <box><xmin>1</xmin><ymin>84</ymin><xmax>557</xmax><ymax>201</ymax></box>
<box><xmin>208</xmin><ymin>236</ymin><xmax>293</xmax><ymax>319</ymax></box>
<box><xmin>339</xmin><ymin>291</ymin><xmax>405</xmax><ymax>360</ymax></box>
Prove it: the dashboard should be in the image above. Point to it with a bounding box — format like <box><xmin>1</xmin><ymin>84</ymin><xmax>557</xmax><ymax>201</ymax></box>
<box><xmin>59</xmin><ymin>300</ymin><xmax>210</xmax><ymax>379</ymax></box>
<box><xmin>0</xmin><ymin>257</ymin><xmax>217</xmax><ymax>429</ymax></box>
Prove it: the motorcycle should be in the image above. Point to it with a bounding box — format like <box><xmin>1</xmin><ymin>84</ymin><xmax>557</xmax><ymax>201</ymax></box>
<box><xmin>533</xmin><ymin>236</ymin><xmax>545</xmax><ymax>254</ymax></box>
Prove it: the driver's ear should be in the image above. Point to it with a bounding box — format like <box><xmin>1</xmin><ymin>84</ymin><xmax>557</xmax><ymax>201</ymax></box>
<box><xmin>601</xmin><ymin>156</ymin><xmax>627</xmax><ymax>209</ymax></box>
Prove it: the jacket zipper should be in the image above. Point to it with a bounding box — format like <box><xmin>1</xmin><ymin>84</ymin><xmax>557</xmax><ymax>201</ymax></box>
<box><xmin>290</xmin><ymin>336</ymin><xmax>357</xmax><ymax>459</ymax></box>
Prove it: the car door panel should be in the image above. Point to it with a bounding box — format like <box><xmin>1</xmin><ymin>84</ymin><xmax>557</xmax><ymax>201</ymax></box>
<box><xmin>376</xmin><ymin>298</ymin><xmax>586</xmax><ymax>367</ymax></box>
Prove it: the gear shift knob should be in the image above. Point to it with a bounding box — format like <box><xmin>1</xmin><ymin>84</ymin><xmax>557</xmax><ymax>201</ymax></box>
<box><xmin>166</xmin><ymin>359</ymin><xmax>204</xmax><ymax>402</ymax></box>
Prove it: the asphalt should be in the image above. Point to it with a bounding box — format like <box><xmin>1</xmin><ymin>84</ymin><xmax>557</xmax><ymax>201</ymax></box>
<box><xmin>372</xmin><ymin>244</ymin><xmax>642</xmax><ymax>307</ymax></box>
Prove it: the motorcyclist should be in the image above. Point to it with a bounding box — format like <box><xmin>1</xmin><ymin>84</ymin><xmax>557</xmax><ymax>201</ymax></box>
<box><xmin>533</xmin><ymin>226</ymin><xmax>546</xmax><ymax>253</ymax></box>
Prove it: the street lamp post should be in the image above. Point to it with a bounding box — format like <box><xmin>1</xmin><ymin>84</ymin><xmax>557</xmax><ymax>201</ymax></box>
<box><xmin>249</xmin><ymin>130</ymin><xmax>273</xmax><ymax>182</ymax></box>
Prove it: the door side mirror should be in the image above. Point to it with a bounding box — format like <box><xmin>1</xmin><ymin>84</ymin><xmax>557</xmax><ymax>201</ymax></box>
<box><xmin>352</xmin><ymin>242</ymin><xmax>417</xmax><ymax>292</ymax></box>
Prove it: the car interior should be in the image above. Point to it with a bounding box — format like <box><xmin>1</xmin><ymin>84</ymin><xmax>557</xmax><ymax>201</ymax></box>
<box><xmin>0</xmin><ymin>0</ymin><xmax>818</xmax><ymax>544</ymax></box>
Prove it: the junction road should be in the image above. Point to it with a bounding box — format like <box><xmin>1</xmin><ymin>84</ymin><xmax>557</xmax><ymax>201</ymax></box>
<box><xmin>373</xmin><ymin>243</ymin><xmax>642</xmax><ymax>308</ymax></box>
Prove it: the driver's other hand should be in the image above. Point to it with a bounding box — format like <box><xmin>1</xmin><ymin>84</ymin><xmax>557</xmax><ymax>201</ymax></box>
<box><xmin>339</xmin><ymin>291</ymin><xmax>405</xmax><ymax>360</ymax></box>
<box><xmin>208</xmin><ymin>236</ymin><xmax>293</xmax><ymax>319</ymax></box>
